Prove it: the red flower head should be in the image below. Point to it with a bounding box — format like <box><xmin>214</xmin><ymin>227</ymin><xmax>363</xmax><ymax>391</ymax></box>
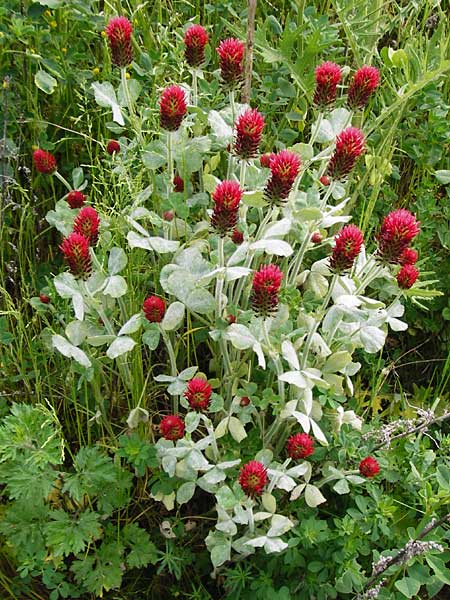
<box><xmin>216</xmin><ymin>38</ymin><xmax>245</xmax><ymax>87</ymax></box>
<box><xmin>311</xmin><ymin>231</ymin><xmax>322</xmax><ymax>244</ymax></box>
<box><xmin>106</xmin><ymin>140</ymin><xmax>120</xmax><ymax>155</ymax></box>
<box><xmin>359</xmin><ymin>456</ymin><xmax>380</xmax><ymax>478</ymax></box>
<box><xmin>348</xmin><ymin>66</ymin><xmax>380</xmax><ymax>109</ymax></box>
<box><xmin>326</xmin><ymin>127</ymin><xmax>365</xmax><ymax>180</ymax></box>
<box><xmin>105</xmin><ymin>16</ymin><xmax>133</xmax><ymax>67</ymax></box>
<box><xmin>160</xmin><ymin>415</ymin><xmax>185</xmax><ymax>440</ymax></box>
<box><xmin>67</xmin><ymin>190</ymin><xmax>87</xmax><ymax>209</ymax></box>
<box><xmin>397</xmin><ymin>264</ymin><xmax>419</xmax><ymax>289</ymax></box>
<box><xmin>184</xmin><ymin>24</ymin><xmax>209</xmax><ymax>68</ymax></box>
<box><xmin>173</xmin><ymin>174</ymin><xmax>184</xmax><ymax>193</ymax></box>
<box><xmin>330</xmin><ymin>224</ymin><xmax>364</xmax><ymax>273</ymax></box>
<box><xmin>184</xmin><ymin>377</ymin><xmax>212</xmax><ymax>411</ymax></box>
<box><xmin>251</xmin><ymin>264</ymin><xmax>283</xmax><ymax>316</ymax></box>
<box><xmin>159</xmin><ymin>85</ymin><xmax>187</xmax><ymax>132</ymax></box>
<box><xmin>313</xmin><ymin>62</ymin><xmax>342</xmax><ymax>107</ymax></box>
<box><xmin>376</xmin><ymin>209</ymin><xmax>420</xmax><ymax>263</ymax></box>
<box><xmin>260</xmin><ymin>153</ymin><xmax>274</xmax><ymax>168</ymax></box>
<box><xmin>231</xmin><ymin>228</ymin><xmax>244</xmax><ymax>244</ymax></box>
<box><xmin>39</xmin><ymin>294</ymin><xmax>50</xmax><ymax>304</ymax></box>
<box><xmin>73</xmin><ymin>206</ymin><xmax>100</xmax><ymax>246</ymax></box>
<box><xmin>60</xmin><ymin>232</ymin><xmax>92</xmax><ymax>278</ymax></box>
<box><xmin>211</xmin><ymin>180</ymin><xmax>243</xmax><ymax>236</ymax></box>
<box><xmin>143</xmin><ymin>296</ymin><xmax>166</xmax><ymax>323</ymax></box>
<box><xmin>264</xmin><ymin>150</ymin><xmax>301</xmax><ymax>204</ymax></box>
<box><xmin>33</xmin><ymin>149</ymin><xmax>56</xmax><ymax>174</ymax></box>
<box><xmin>239</xmin><ymin>460</ymin><xmax>268</xmax><ymax>498</ymax></box>
<box><xmin>234</xmin><ymin>108</ymin><xmax>265</xmax><ymax>159</ymax></box>
<box><xmin>399</xmin><ymin>247</ymin><xmax>418</xmax><ymax>266</ymax></box>
<box><xmin>319</xmin><ymin>175</ymin><xmax>330</xmax><ymax>186</ymax></box>
<box><xmin>287</xmin><ymin>433</ymin><xmax>315</xmax><ymax>460</ymax></box>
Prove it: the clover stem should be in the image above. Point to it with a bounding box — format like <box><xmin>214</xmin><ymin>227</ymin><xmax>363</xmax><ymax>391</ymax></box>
<box><xmin>160</xmin><ymin>327</ymin><xmax>178</xmax><ymax>413</ymax></box>
<box><xmin>192</xmin><ymin>69</ymin><xmax>198</xmax><ymax>106</ymax></box>
<box><xmin>54</xmin><ymin>170</ymin><xmax>72</xmax><ymax>192</ymax></box>
<box><xmin>167</xmin><ymin>131</ymin><xmax>174</xmax><ymax>199</ymax></box>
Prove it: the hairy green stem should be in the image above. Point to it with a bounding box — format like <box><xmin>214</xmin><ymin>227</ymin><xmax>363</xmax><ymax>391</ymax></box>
<box><xmin>167</xmin><ymin>131</ymin><xmax>173</xmax><ymax>199</ymax></box>
<box><xmin>54</xmin><ymin>170</ymin><xmax>72</xmax><ymax>192</ymax></box>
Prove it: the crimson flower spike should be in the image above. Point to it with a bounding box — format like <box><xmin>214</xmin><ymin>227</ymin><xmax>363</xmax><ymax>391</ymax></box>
<box><xmin>239</xmin><ymin>461</ymin><xmax>268</xmax><ymax>498</ymax></box>
<box><xmin>33</xmin><ymin>149</ymin><xmax>57</xmax><ymax>174</ymax></box>
<box><xmin>233</xmin><ymin>108</ymin><xmax>265</xmax><ymax>159</ymax></box>
<box><xmin>73</xmin><ymin>206</ymin><xmax>100</xmax><ymax>246</ymax></box>
<box><xmin>326</xmin><ymin>127</ymin><xmax>365</xmax><ymax>180</ymax></box>
<box><xmin>313</xmin><ymin>62</ymin><xmax>342</xmax><ymax>107</ymax></box>
<box><xmin>143</xmin><ymin>296</ymin><xmax>166</xmax><ymax>323</ymax></box>
<box><xmin>60</xmin><ymin>232</ymin><xmax>92</xmax><ymax>278</ymax></box>
<box><xmin>329</xmin><ymin>224</ymin><xmax>364</xmax><ymax>273</ymax></box>
<box><xmin>251</xmin><ymin>264</ymin><xmax>283</xmax><ymax>316</ymax></box>
<box><xmin>105</xmin><ymin>16</ymin><xmax>133</xmax><ymax>68</ymax></box>
<box><xmin>264</xmin><ymin>150</ymin><xmax>301</xmax><ymax>205</ymax></box>
<box><xmin>184</xmin><ymin>24</ymin><xmax>209</xmax><ymax>68</ymax></box>
<box><xmin>376</xmin><ymin>209</ymin><xmax>420</xmax><ymax>263</ymax></box>
<box><xmin>211</xmin><ymin>180</ymin><xmax>243</xmax><ymax>236</ymax></box>
<box><xmin>216</xmin><ymin>38</ymin><xmax>245</xmax><ymax>87</ymax></box>
<box><xmin>159</xmin><ymin>85</ymin><xmax>187</xmax><ymax>132</ymax></box>
<box><xmin>347</xmin><ymin>66</ymin><xmax>380</xmax><ymax>109</ymax></box>
<box><xmin>184</xmin><ymin>377</ymin><xmax>212</xmax><ymax>411</ymax></box>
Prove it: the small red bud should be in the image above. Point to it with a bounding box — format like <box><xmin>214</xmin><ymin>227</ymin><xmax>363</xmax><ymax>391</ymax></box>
<box><xmin>239</xmin><ymin>396</ymin><xmax>250</xmax><ymax>407</ymax></box>
<box><xmin>319</xmin><ymin>175</ymin><xmax>330</xmax><ymax>186</ymax></box>
<box><xmin>39</xmin><ymin>294</ymin><xmax>50</xmax><ymax>304</ymax></box>
<box><xmin>227</xmin><ymin>314</ymin><xmax>237</xmax><ymax>324</ymax></box>
<box><xmin>163</xmin><ymin>210</ymin><xmax>174</xmax><ymax>222</ymax></box>
<box><xmin>311</xmin><ymin>232</ymin><xmax>322</xmax><ymax>244</ymax></box>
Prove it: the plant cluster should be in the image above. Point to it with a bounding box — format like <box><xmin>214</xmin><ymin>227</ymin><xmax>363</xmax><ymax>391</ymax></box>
<box><xmin>1</xmin><ymin>2</ymin><xmax>449</xmax><ymax>599</ymax></box>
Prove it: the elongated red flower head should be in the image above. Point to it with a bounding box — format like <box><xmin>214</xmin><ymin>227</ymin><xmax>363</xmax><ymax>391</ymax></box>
<box><xmin>106</xmin><ymin>140</ymin><xmax>120</xmax><ymax>155</ymax></box>
<box><xmin>60</xmin><ymin>232</ymin><xmax>92</xmax><ymax>278</ymax></box>
<box><xmin>399</xmin><ymin>247</ymin><xmax>418</xmax><ymax>266</ymax></box>
<box><xmin>211</xmin><ymin>180</ymin><xmax>243</xmax><ymax>236</ymax></box>
<box><xmin>251</xmin><ymin>264</ymin><xmax>283</xmax><ymax>316</ymax></box>
<box><xmin>287</xmin><ymin>433</ymin><xmax>315</xmax><ymax>460</ymax></box>
<box><xmin>33</xmin><ymin>149</ymin><xmax>56</xmax><ymax>174</ymax></box>
<box><xmin>216</xmin><ymin>38</ymin><xmax>245</xmax><ymax>87</ymax></box>
<box><xmin>397</xmin><ymin>264</ymin><xmax>419</xmax><ymax>289</ymax></box>
<box><xmin>173</xmin><ymin>174</ymin><xmax>184</xmax><ymax>193</ymax></box>
<box><xmin>67</xmin><ymin>190</ymin><xmax>87</xmax><ymax>209</ymax></box>
<box><xmin>264</xmin><ymin>150</ymin><xmax>301</xmax><ymax>204</ymax></box>
<box><xmin>359</xmin><ymin>456</ymin><xmax>380</xmax><ymax>478</ymax></box>
<box><xmin>326</xmin><ymin>127</ymin><xmax>365</xmax><ymax>179</ymax></box>
<box><xmin>143</xmin><ymin>296</ymin><xmax>166</xmax><ymax>323</ymax></box>
<box><xmin>160</xmin><ymin>415</ymin><xmax>185</xmax><ymax>440</ymax></box>
<box><xmin>348</xmin><ymin>66</ymin><xmax>380</xmax><ymax>109</ymax></box>
<box><xmin>159</xmin><ymin>85</ymin><xmax>187</xmax><ymax>132</ymax></box>
<box><xmin>232</xmin><ymin>228</ymin><xmax>244</xmax><ymax>244</ymax></box>
<box><xmin>184</xmin><ymin>24</ymin><xmax>209</xmax><ymax>68</ymax></box>
<box><xmin>239</xmin><ymin>460</ymin><xmax>268</xmax><ymax>498</ymax></box>
<box><xmin>376</xmin><ymin>209</ymin><xmax>420</xmax><ymax>263</ymax></box>
<box><xmin>184</xmin><ymin>377</ymin><xmax>212</xmax><ymax>411</ymax></box>
<box><xmin>234</xmin><ymin>108</ymin><xmax>265</xmax><ymax>159</ymax></box>
<box><xmin>313</xmin><ymin>62</ymin><xmax>342</xmax><ymax>107</ymax></box>
<box><xmin>330</xmin><ymin>224</ymin><xmax>364</xmax><ymax>273</ymax></box>
<box><xmin>105</xmin><ymin>16</ymin><xmax>133</xmax><ymax>67</ymax></box>
<box><xmin>73</xmin><ymin>206</ymin><xmax>100</xmax><ymax>246</ymax></box>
